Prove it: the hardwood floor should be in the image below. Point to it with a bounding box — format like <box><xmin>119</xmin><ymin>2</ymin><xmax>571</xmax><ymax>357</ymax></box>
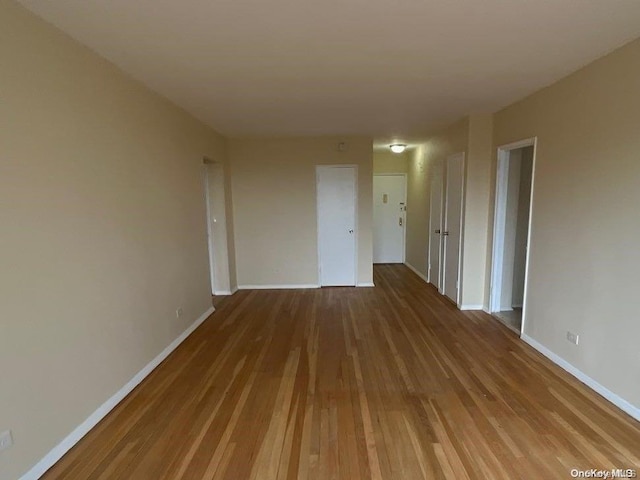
<box><xmin>43</xmin><ymin>265</ymin><xmax>640</xmax><ymax>479</ymax></box>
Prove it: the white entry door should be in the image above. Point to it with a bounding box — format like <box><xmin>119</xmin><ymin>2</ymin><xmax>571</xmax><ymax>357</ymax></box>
<box><xmin>317</xmin><ymin>166</ymin><xmax>357</xmax><ymax>286</ymax></box>
<box><xmin>373</xmin><ymin>174</ymin><xmax>406</xmax><ymax>263</ymax></box>
<box><xmin>428</xmin><ymin>171</ymin><xmax>443</xmax><ymax>290</ymax></box>
<box><xmin>442</xmin><ymin>153</ymin><xmax>465</xmax><ymax>304</ymax></box>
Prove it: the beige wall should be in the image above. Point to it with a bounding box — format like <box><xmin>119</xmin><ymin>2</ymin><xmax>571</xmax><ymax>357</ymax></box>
<box><xmin>406</xmin><ymin>119</ymin><xmax>469</xmax><ymax>279</ymax></box>
<box><xmin>0</xmin><ymin>2</ymin><xmax>231</xmax><ymax>478</ymax></box>
<box><xmin>491</xmin><ymin>37</ymin><xmax>640</xmax><ymax>408</ymax></box>
<box><xmin>373</xmin><ymin>151</ymin><xmax>409</xmax><ymax>174</ymax></box>
<box><xmin>461</xmin><ymin>114</ymin><xmax>493</xmax><ymax>307</ymax></box>
<box><xmin>229</xmin><ymin>137</ymin><xmax>373</xmax><ymax>287</ymax></box>
<box><xmin>405</xmin><ymin>146</ymin><xmax>429</xmax><ymax>276</ymax></box>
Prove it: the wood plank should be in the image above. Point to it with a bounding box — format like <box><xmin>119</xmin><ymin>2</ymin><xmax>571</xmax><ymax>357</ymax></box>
<box><xmin>42</xmin><ymin>265</ymin><xmax>640</xmax><ymax>479</ymax></box>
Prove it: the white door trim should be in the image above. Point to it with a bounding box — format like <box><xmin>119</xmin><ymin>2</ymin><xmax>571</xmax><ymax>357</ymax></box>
<box><xmin>490</xmin><ymin>137</ymin><xmax>538</xmax><ymax>336</ymax></box>
<box><xmin>373</xmin><ymin>173</ymin><xmax>407</xmax><ymax>263</ymax></box>
<box><xmin>316</xmin><ymin>165</ymin><xmax>358</xmax><ymax>286</ymax></box>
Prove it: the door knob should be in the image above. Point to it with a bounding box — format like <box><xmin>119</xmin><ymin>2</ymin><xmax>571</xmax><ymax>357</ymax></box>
<box><xmin>349</xmin><ymin>229</ymin><xmax>354</xmax><ymax>234</ymax></box>
<box><xmin>435</xmin><ymin>229</ymin><xmax>441</xmax><ymax>234</ymax></box>
<box><xmin>442</xmin><ymin>231</ymin><xmax>449</xmax><ymax>236</ymax></box>
<box><xmin>399</xmin><ymin>217</ymin><xmax>403</xmax><ymax>226</ymax></box>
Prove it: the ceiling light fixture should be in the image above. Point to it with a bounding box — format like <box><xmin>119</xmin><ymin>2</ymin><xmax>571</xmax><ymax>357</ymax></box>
<box><xmin>390</xmin><ymin>144</ymin><xmax>407</xmax><ymax>153</ymax></box>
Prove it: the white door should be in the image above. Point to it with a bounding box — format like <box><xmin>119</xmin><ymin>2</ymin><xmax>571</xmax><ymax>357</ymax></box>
<box><xmin>428</xmin><ymin>171</ymin><xmax>443</xmax><ymax>289</ymax></box>
<box><xmin>203</xmin><ymin>165</ymin><xmax>216</xmax><ymax>295</ymax></box>
<box><xmin>373</xmin><ymin>174</ymin><xmax>406</xmax><ymax>263</ymax></box>
<box><xmin>204</xmin><ymin>161</ymin><xmax>232</xmax><ymax>295</ymax></box>
<box><xmin>442</xmin><ymin>153</ymin><xmax>464</xmax><ymax>303</ymax></box>
<box><xmin>317</xmin><ymin>166</ymin><xmax>357</xmax><ymax>286</ymax></box>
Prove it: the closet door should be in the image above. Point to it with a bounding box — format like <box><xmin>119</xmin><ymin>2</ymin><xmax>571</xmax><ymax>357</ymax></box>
<box><xmin>442</xmin><ymin>153</ymin><xmax>464</xmax><ymax>304</ymax></box>
<box><xmin>428</xmin><ymin>171</ymin><xmax>443</xmax><ymax>289</ymax></box>
<box><xmin>317</xmin><ymin>166</ymin><xmax>357</xmax><ymax>286</ymax></box>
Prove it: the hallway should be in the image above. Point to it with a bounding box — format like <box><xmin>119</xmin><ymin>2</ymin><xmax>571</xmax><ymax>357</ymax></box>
<box><xmin>43</xmin><ymin>265</ymin><xmax>640</xmax><ymax>479</ymax></box>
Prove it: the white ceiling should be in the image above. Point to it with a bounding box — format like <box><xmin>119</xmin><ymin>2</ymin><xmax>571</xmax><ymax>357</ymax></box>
<box><xmin>18</xmin><ymin>0</ymin><xmax>640</xmax><ymax>143</ymax></box>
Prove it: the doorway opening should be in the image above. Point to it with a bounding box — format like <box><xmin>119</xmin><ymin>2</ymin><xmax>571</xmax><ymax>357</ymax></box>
<box><xmin>203</xmin><ymin>158</ymin><xmax>232</xmax><ymax>295</ymax></box>
<box><xmin>490</xmin><ymin>139</ymin><xmax>536</xmax><ymax>334</ymax></box>
<box><xmin>373</xmin><ymin>174</ymin><xmax>406</xmax><ymax>264</ymax></box>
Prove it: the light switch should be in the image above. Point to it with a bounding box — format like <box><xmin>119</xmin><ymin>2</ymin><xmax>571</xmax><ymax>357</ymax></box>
<box><xmin>383</xmin><ymin>194</ymin><xmax>388</xmax><ymax>204</ymax></box>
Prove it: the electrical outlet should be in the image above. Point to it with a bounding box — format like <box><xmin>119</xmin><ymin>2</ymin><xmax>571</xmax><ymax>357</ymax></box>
<box><xmin>0</xmin><ymin>430</ymin><xmax>13</xmax><ymax>452</ymax></box>
<box><xmin>566</xmin><ymin>331</ymin><xmax>579</xmax><ymax>345</ymax></box>
<box><xmin>176</xmin><ymin>307</ymin><xmax>183</xmax><ymax>319</ymax></box>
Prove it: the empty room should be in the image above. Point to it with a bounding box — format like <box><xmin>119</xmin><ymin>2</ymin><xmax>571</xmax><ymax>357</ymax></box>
<box><xmin>2</xmin><ymin>0</ymin><xmax>640</xmax><ymax>479</ymax></box>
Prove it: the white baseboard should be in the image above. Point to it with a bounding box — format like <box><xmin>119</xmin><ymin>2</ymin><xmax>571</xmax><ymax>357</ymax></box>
<box><xmin>214</xmin><ymin>290</ymin><xmax>233</xmax><ymax>295</ymax></box>
<box><xmin>238</xmin><ymin>283</ymin><xmax>372</xmax><ymax>289</ymax></box>
<box><xmin>404</xmin><ymin>262</ymin><xmax>428</xmax><ymax>283</ymax></box>
<box><xmin>459</xmin><ymin>304</ymin><xmax>484</xmax><ymax>311</ymax></box>
<box><xmin>20</xmin><ymin>306</ymin><xmax>215</xmax><ymax>480</ymax></box>
<box><xmin>512</xmin><ymin>303</ymin><xmax>523</xmax><ymax>308</ymax></box>
<box><xmin>521</xmin><ymin>334</ymin><xmax>640</xmax><ymax>422</ymax></box>
<box><xmin>230</xmin><ymin>286</ymin><xmax>238</xmax><ymax>294</ymax></box>
<box><xmin>238</xmin><ymin>284</ymin><xmax>319</xmax><ymax>290</ymax></box>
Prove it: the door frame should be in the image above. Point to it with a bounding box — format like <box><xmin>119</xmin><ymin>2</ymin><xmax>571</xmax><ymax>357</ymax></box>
<box><xmin>316</xmin><ymin>165</ymin><xmax>359</xmax><ymax>286</ymax></box>
<box><xmin>490</xmin><ymin>137</ymin><xmax>537</xmax><ymax>335</ymax></box>
<box><xmin>203</xmin><ymin>161</ymin><xmax>217</xmax><ymax>296</ymax></box>
<box><xmin>373</xmin><ymin>173</ymin><xmax>407</xmax><ymax>264</ymax></box>
<box><xmin>441</xmin><ymin>152</ymin><xmax>466</xmax><ymax>306</ymax></box>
